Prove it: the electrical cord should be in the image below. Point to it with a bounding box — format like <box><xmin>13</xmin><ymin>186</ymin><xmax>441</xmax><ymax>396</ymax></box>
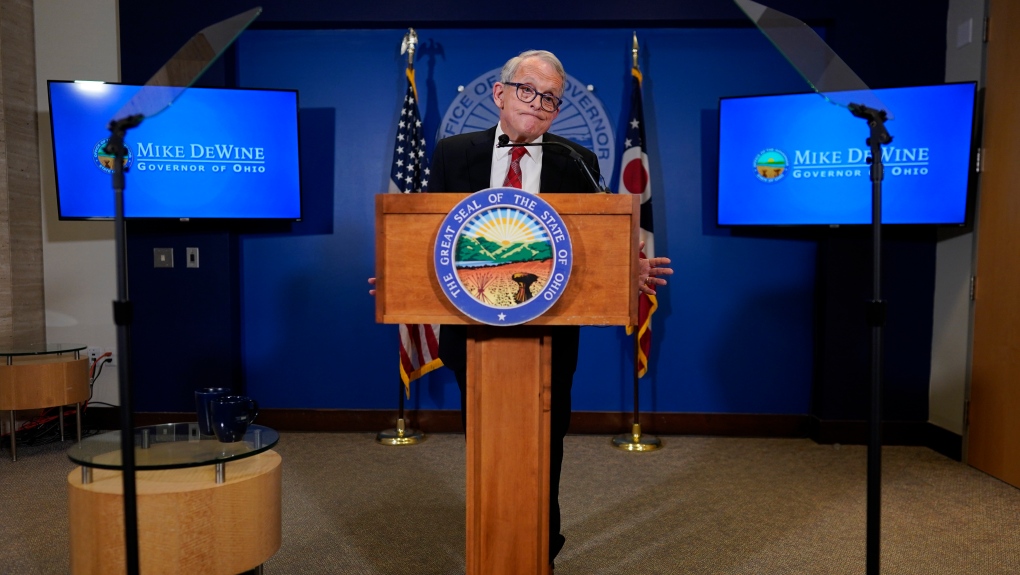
<box><xmin>88</xmin><ymin>353</ymin><xmax>113</xmax><ymax>404</ymax></box>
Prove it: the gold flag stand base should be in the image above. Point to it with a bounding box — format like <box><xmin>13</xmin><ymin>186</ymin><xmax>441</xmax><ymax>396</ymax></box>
<box><xmin>612</xmin><ymin>423</ymin><xmax>662</xmax><ymax>452</ymax></box>
<box><xmin>376</xmin><ymin>417</ymin><xmax>424</xmax><ymax>446</ymax></box>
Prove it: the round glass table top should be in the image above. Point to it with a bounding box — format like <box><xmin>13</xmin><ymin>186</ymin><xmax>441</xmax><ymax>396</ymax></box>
<box><xmin>67</xmin><ymin>423</ymin><xmax>279</xmax><ymax>470</ymax></box>
<box><xmin>0</xmin><ymin>343</ymin><xmax>87</xmax><ymax>357</ymax></box>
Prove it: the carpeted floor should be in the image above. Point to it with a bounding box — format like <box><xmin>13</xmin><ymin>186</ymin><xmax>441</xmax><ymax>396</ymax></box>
<box><xmin>1</xmin><ymin>432</ymin><xmax>1018</xmax><ymax>574</ymax></box>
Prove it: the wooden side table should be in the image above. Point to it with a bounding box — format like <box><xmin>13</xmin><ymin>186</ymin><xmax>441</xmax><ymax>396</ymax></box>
<box><xmin>68</xmin><ymin>450</ymin><xmax>282</xmax><ymax>575</ymax></box>
<box><xmin>67</xmin><ymin>423</ymin><xmax>282</xmax><ymax>575</ymax></box>
<box><xmin>0</xmin><ymin>343</ymin><xmax>89</xmax><ymax>461</ymax></box>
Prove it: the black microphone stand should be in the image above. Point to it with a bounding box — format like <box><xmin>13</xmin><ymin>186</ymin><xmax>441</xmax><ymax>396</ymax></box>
<box><xmin>848</xmin><ymin>102</ymin><xmax>892</xmax><ymax>575</ymax></box>
<box><xmin>104</xmin><ymin>113</ymin><xmax>145</xmax><ymax>575</ymax></box>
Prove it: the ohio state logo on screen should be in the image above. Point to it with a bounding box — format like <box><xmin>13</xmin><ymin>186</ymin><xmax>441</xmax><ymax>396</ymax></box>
<box><xmin>754</xmin><ymin>148</ymin><xmax>788</xmax><ymax>183</ymax></box>
<box><xmin>93</xmin><ymin>139</ymin><xmax>132</xmax><ymax>174</ymax></box>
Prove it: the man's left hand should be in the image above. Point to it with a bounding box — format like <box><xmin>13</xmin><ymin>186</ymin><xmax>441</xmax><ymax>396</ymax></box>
<box><xmin>637</xmin><ymin>240</ymin><xmax>673</xmax><ymax>296</ymax></box>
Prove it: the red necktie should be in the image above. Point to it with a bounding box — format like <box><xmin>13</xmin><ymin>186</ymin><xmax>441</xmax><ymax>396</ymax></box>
<box><xmin>503</xmin><ymin>146</ymin><xmax>527</xmax><ymax>188</ymax></box>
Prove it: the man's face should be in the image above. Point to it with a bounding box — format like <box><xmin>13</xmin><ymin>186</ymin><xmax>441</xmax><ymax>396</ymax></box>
<box><xmin>493</xmin><ymin>57</ymin><xmax>562</xmax><ymax>143</ymax></box>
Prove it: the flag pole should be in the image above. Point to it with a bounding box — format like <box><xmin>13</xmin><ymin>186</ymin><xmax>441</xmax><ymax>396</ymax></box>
<box><xmin>376</xmin><ymin>376</ymin><xmax>424</xmax><ymax>446</ymax></box>
<box><xmin>613</xmin><ymin>32</ymin><xmax>661</xmax><ymax>452</ymax></box>
<box><xmin>612</xmin><ymin>326</ymin><xmax>662</xmax><ymax>452</ymax></box>
<box><xmin>377</xmin><ymin>28</ymin><xmax>427</xmax><ymax>447</ymax></box>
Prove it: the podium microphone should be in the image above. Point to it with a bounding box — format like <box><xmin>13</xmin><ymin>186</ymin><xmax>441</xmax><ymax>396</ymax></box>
<box><xmin>497</xmin><ymin>134</ymin><xmax>606</xmax><ymax>192</ymax></box>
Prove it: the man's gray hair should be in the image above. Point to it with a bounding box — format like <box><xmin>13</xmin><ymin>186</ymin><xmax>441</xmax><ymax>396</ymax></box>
<box><xmin>500</xmin><ymin>50</ymin><xmax>567</xmax><ymax>95</ymax></box>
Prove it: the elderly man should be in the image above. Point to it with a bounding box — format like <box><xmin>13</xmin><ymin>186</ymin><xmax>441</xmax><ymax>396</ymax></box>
<box><xmin>426</xmin><ymin>49</ymin><xmax>672</xmax><ymax>570</ymax></box>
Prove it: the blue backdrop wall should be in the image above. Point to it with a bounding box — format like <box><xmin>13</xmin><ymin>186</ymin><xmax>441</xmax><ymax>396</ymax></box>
<box><xmin>233</xmin><ymin>27</ymin><xmax>815</xmax><ymax>413</ymax></box>
<box><xmin>118</xmin><ymin>0</ymin><xmax>948</xmax><ymax>421</ymax></box>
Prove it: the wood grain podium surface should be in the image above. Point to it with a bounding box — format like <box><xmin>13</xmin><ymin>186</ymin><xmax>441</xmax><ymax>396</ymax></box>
<box><xmin>376</xmin><ymin>192</ymin><xmax>638</xmax><ymax>575</ymax></box>
<box><xmin>67</xmin><ymin>450</ymin><xmax>282</xmax><ymax>575</ymax></box>
<box><xmin>376</xmin><ymin>192</ymin><xmax>639</xmax><ymax>327</ymax></box>
<box><xmin>467</xmin><ymin>327</ymin><xmax>552</xmax><ymax>575</ymax></box>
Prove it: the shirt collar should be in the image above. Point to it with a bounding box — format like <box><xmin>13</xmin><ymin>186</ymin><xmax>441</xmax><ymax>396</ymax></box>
<box><xmin>494</xmin><ymin>124</ymin><xmax>544</xmax><ymax>161</ymax></box>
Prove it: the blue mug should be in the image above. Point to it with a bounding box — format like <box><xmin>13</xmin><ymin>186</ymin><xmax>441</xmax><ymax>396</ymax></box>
<box><xmin>210</xmin><ymin>395</ymin><xmax>259</xmax><ymax>443</ymax></box>
<box><xmin>195</xmin><ymin>387</ymin><xmax>232</xmax><ymax>436</ymax></box>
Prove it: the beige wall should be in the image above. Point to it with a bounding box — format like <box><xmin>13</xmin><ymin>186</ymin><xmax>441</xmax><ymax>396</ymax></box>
<box><xmin>35</xmin><ymin>0</ymin><xmax>120</xmax><ymax>404</ymax></box>
<box><xmin>0</xmin><ymin>0</ymin><xmax>45</xmax><ymax>347</ymax></box>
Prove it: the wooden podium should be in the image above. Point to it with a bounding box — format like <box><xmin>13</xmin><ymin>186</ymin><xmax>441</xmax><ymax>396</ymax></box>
<box><xmin>376</xmin><ymin>193</ymin><xmax>638</xmax><ymax>575</ymax></box>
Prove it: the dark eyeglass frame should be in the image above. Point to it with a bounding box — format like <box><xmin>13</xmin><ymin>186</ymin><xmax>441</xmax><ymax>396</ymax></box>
<box><xmin>503</xmin><ymin>82</ymin><xmax>563</xmax><ymax>112</ymax></box>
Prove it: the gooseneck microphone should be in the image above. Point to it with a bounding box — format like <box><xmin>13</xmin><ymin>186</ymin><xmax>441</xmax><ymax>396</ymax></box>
<box><xmin>497</xmin><ymin>134</ymin><xmax>606</xmax><ymax>192</ymax></box>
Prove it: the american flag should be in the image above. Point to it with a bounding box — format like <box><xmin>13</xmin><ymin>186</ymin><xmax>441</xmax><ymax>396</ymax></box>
<box><xmin>617</xmin><ymin>65</ymin><xmax>657</xmax><ymax>378</ymax></box>
<box><xmin>389</xmin><ymin>67</ymin><xmax>442</xmax><ymax>391</ymax></box>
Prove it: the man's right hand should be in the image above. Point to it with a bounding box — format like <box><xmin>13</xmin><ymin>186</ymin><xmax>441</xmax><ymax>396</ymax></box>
<box><xmin>368</xmin><ymin>277</ymin><xmax>376</xmax><ymax>296</ymax></box>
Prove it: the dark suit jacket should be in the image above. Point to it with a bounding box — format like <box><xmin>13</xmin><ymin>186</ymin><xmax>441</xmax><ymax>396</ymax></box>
<box><xmin>427</xmin><ymin>125</ymin><xmax>601</xmax><ymax>376</ymax></box>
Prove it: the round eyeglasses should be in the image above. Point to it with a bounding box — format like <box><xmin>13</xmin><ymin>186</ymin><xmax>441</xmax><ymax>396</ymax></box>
<box><xmin>503</xmin><ymin>82</ymin><xmax>562</xmax><ymax>112</ymax></box>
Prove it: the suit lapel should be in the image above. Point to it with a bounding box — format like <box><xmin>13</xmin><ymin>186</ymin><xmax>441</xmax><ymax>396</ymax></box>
<box><xmin>540</xmin><ymin>135</ymin><xmax>571</xmax><ymax>193</ymax></box>
<box><xmin>467</xmin><ymin>128</ymin><xmax>495</xmax><ymax>191</ymax></box>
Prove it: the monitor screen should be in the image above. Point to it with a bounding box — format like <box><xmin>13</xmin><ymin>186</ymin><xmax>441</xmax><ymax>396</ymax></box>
<box><xmin>47</xmin><ymin>81</ymin><xmax>302</xmax><ymax>220</ymax></box>
<box><xmin>717</xmin><ymin>82</ymin><xmax>977</xmax><ymax>226</ymax></box>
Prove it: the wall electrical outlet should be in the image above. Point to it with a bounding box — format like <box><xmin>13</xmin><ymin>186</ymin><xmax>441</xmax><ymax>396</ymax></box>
<box><xmin>154</xmin><ymin>247</ymin><xmax>174</xmax><ymax>268</ymax></box>
<box><xmin>88</xmin><ymin>347</ymin><xmax>102</xmax><ymax>361</ymax></box>
<box><xmin>186</xmin><ymin>247</ymin><xmax>199</xmax><ymax>268</ymax></box>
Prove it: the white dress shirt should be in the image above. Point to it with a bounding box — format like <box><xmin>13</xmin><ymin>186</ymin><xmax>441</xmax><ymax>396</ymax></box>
<box><xmin>490</xmin><ymin>124</ymin><xmax>543</xmax><ymax>193</ymax></box>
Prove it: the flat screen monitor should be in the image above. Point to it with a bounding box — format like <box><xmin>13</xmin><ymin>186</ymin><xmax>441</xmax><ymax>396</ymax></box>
<box><xmin>47</xmin><ymin>80</ymin><xmax>302</xmax><ymax>221</ymax></box>
<box><xmin>717</xmin><ymin>82</ymin><xmax>977</xmax><ymax>226</ymax></box>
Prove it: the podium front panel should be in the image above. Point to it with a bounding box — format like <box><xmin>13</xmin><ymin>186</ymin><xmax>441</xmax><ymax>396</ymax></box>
<box><xmin>375</xmin><ymin>193</ymin><xmax>638</xmax><ymax>327</ymax></box>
